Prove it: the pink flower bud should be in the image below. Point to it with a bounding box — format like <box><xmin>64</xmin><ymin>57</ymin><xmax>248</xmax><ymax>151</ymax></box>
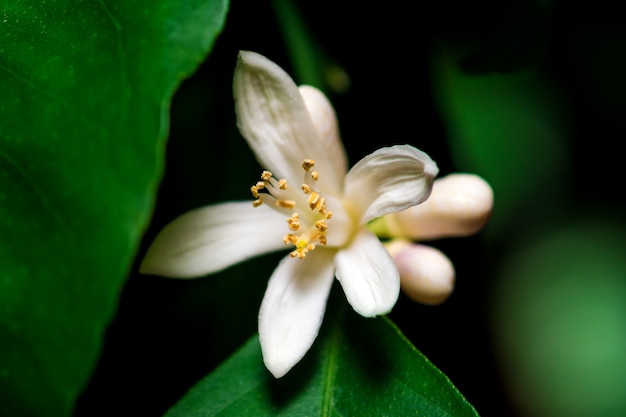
<box><xmin>385</xmin><ymin>240</ymin><xmax>455</xmax><ymax>305</ymax></box>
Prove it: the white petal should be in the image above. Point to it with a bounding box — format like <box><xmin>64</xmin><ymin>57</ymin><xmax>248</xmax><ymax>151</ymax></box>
<box><xmin>381</xmin><ymin>173</ymin><xmax>493</xmax><ymax>240</ymax></box>
<box><xmin>384</xmin><ymin>240</ymin><xmax>455</xmax><ymax>305</ymax></box>
<box><xmin>334</xmin><ymin>229</ymin><xmax>400</xmax><ymax>317</ymax></box>
<box><xmin>258</xmin><ymin>248</ymin><xmax>336</xmax><ymax>378</ymax></box>
<box><xmin>343</xmin><ymin>145</ymin><xmax>439</xmax><ymax>224</ymax></box>
<box><xmin>140</xmin><ymin>202</ymin><xmax>287</xmax><ymax>278</ymax></box>
<box><xmin>299</xmin><ymin>85</ymin><xmax>348</xmax><ymax>179</ymax></box>
<box><xmin>233</xmin><ymin>51</ymin><xmax>343</xmax><ymax>195</ymax></box>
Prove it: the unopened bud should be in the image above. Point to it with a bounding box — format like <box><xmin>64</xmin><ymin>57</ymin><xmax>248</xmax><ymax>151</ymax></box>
<box><xmin>385</xmin><ymin>239</ymin><xmax>455</xmax><ymax>305</ymax></box>
<box><xmin>372</xmin><ymin>174</ymin><xmax>493</xmax><ymax>240</ymax></box>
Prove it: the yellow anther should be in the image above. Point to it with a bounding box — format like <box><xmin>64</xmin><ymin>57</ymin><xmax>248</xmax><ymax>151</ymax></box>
<box><xmin>283</xmin><ymin>234</ymin><xmax>297</xmax><ymax>245</ymax></box>
<box><xmin>277</xmin><ymin>200</ymin><xmax>295</xmax><ymax>209</ymax></box>
<box><xmin>253</xmin><ymin>198</ymin><xmax>263</xmax><ymax>207</ymax></box>
<box><xmin>315</xmin><ymin>220</ymin><xmax>328</xmax><ymax>231</ymax></box>
<box><xmin>278</xmin><ymin>179</ymin><xmax>288</xmax><ymax>190</ymax></box>
<box><xmin>310</xmin><ymin>171</ymin><xmax>319</xmax><ymax>181</ymax></box>
<box><xmin>302</xmin><ymin>159</ymin><xmax>315</xmax><ymax>171</ymax></box>
<box><xmin>326</xmin><ymin>211</ymin><xmax>333</xmax><ymax>219</ymax></box>
<box><xmin>287</xmin><ymin>213</ymin><xmax>300</xmax><ymax>231</ymax></box>
<box><xmin>301</xmin><ymin>184</ymin><xmax>311</xmax><ymax>194</ymax></box>
<box><xmin>261</xmin><ymin>171</ymin><xmax>272</xmax><ymax>181</ymax></box>
<box><xmin>250</xmin><ymin>185</ymin><xmax>259</xmax><ymax>198</ymax></box>
<box><xmin>308</xmin><ymin>192</ymin><xmax>321</xmax><ymax>210</ymax></box>
<box><xmin>256</xmin><ymin>181</ymin><xmax>266</xmax><ymax>189</ymax></box>
<box><xmin>317</xmin><ymin>198</ymin><xmax>327</xmax><ymax>214</ymax></box>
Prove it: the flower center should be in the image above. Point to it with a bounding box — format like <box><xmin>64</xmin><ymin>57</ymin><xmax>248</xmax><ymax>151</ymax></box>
<box><xmin>250</xmin><ymin>159</ymin><xmax>333</xmax><ymax>259</ymax></box>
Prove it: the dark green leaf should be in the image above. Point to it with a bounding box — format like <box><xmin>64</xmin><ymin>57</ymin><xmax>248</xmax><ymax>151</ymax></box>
<box><xmin>0</xmin><ymin>1</ymin><xmax>228</xmax><ymax>416</ymax></box>
<box><xmin>165</xmin><ymin>304</ymin><xmax>479</xmax><ymax>416</ymax></box>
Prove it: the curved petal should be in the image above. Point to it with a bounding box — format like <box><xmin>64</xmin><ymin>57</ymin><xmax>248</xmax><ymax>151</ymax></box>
<box><xmin>140</xmin><ymin>202</ymin><xmax>287</xmax><ymax>278</ymax></box>
<box><xmin>334</xmin><ymin>229</ymin><xmax>400</xmax><ymax>317</ymax></box>
<box><xmin>299</xmin><ymin>85</ymin><xmax>348</xmax><ymax>179</ymax></box>
<box><xmin>233</xmin><ymin>51</ymin><xmax>342</xmax><ymax>196</ymax></box>
<box><xmin>381</xmin><ymin>173</ymin><xmax>494</xmax><ymax>240</ymax></box>
<box><xmin>258</xmin><ymin>248</ymin><xmax>336</xmax><ymax>378</ymax></box>
<box><xmin>343</xmin><ymin>144</ymin><xmax>438</xmax><ymax>224</ymax></box>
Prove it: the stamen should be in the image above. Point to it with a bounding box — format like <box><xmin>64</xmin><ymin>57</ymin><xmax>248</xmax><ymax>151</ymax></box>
<box><xmin>308</xmin><ymin>192</ymin><xmax>321</xmax><ymax>210</ymax></box>
<box><xmin>315</xmin><ymin>220</ymin><xmax>328</xmax><ymax>231</ymax></box>
<box><xmin>251</xmin><ymin>169</ymin><xmax>293</xmax><ymax>210</ymax></box>
<box><xmin>252</xmin><ymin>159</ymin><xmax>332</xmax><ymax>259</ymax></box>
<box><xmin>302</xmin><ymin>159</ymin><xmax>315</xmax><ymax>171</ymax></box>
<box><xmin>283</xmin><ymin>234</ymin><xmax>298</xmax><ymax>245</ymax></box>
<box><xmin>276</xmin><ymin>200</ymin><xmax>295</xmax><ymax>209</ymax></box>
<box><xmin>287</xmin><ymin>213</ymin><xmax>300</xmax><ymax>231</ymax></box>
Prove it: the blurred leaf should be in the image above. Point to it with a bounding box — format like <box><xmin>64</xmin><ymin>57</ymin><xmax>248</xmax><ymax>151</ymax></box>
<box><xmin>271</xmin><ymin>0</ymin><xmax>350</xmax><ymax>93</ymax></box>
<box><xmin>0</xmin><ymin>1</ymin><xmax>228</xmax><ymax>416</ymax></box>
<box><xmin>457</xmin><ymin>0</ymin><xmax>550</xmax><ymax>75</ymax></box>
<box><xmin>493</xmin><ymin>216</ymin><xmax>626</xmax><ymax>417</ymax></box>
<box><xmin>164</xmin><ymin>302</ymin><xmax>479</xmax><ymax>417</ymax></box>
<box><xmin>431</xmin><ymin>50</ymin><xmax>570</xmax><ymax>236</ymax></box>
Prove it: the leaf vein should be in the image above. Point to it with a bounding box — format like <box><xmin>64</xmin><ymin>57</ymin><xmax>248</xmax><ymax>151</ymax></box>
<box><xmin>0</xmin><ymin>146</ymin><xmax>70</xmax><ymax>235</ymax></box>
<box><xmin>320</xmin><ymin>320</ymin><xmax>341</xmax><ymax>417</ymax></box>
<box><xmin>95</xmin><ymin>0</ymin><xmax>133</xmax><ymax>96</ymax></box>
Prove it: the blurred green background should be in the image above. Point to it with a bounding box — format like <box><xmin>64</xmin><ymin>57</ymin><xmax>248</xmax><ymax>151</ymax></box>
<box><xmin>71</xmin><ymin>1</ymin><xmax>626</xmax><ymax>416</ymax></box>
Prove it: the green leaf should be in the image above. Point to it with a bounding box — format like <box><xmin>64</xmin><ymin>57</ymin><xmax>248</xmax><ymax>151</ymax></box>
<box><xmin>0</xmin><ymin>1</ymin><xmax>228</xmax><ymax>416</ymax></box>
<box><xmin>164</xmin><ymin>304</ymin><xmax>479</xmax><ymax>417</ymax></box>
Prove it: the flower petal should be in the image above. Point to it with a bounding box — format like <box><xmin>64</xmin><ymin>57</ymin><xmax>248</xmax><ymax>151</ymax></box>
<box><xmin>334</xmin><ymin>229</ymin><xmax>400</xmax><ymax>317</ymax></box>
<box><xmin>140</xmin><ymin>202</ymin><xmax>287</xmax><ymax>278</ymax></box>
<box><xmin>343</xmin><ymin>144</ymin><xmax>438</xmax><ymax>224</ymax></box>
<box><xmin>379</xmin><ymin>173</ymin><xmax>494</xmax><ymax>240</ymax></box>
<box><xmin>258</xmin><ymin>248</ymin><xmax>336</xmax><ymax>378</ymax></box>
<box><xmin>299</xmin><ymin>85</ymin><xmax>348</xmax><ymax>179</ymax></box>
<box><xmin>233</xmin><ymin>51</ymin><xmax>343</xmax><ymax>195</ymax></box>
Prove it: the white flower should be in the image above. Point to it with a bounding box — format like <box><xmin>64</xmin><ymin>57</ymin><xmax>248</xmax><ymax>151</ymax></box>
<box><xmin>140</xmin><ymin>51</ymin><xmax>438</xmax><ymax>378</ymax></box>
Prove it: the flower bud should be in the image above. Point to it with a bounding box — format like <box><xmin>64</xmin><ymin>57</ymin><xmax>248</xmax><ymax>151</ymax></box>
<box><xmin>372</xmin><ymin>173</ymin><xmax>493</xmax><ymax>240</ymax></box>
<box><xmin>385</xmin><ymin>239</ymin><xmax>455</xmax><ymax>305</ymax></box>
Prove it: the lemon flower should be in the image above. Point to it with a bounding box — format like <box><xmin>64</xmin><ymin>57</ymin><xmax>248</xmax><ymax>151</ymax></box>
<box><xmin>140</xmin><ymin>51</ymin><xmax>438</xmax><ymax>378</ymax></box>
